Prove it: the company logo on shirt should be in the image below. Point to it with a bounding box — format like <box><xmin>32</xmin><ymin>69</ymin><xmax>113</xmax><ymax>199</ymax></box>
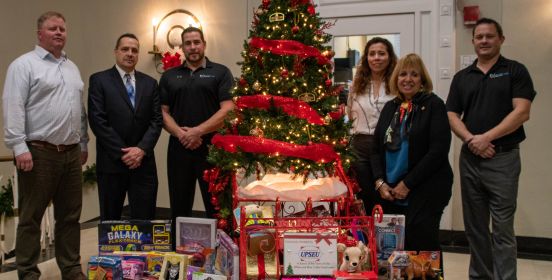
<box><xmin>489</xmin><ymin>72</ymin><xmax>509</xmax><ymax>79</ymax></box>
<box><xmin>199</xmin><ymin>74</ymin><xmax>216</xmax><ymax>78</ymax></box>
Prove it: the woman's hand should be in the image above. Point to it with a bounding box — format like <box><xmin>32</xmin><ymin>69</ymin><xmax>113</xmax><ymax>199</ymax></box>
<box><xmin>392</xmin><ymin>181</ymin><xmax>410</xmax><ymax>199</ymax></box>
<box><xmin>378</xmin><ymin>183</ymin><xmax>395</xmax><ymax>201</ymax></box>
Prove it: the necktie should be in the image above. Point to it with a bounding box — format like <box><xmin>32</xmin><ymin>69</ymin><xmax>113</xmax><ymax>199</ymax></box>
<box><xmin>124</xmin><ymin>73</ymin><xmax>135</xmax><ymax>107</ymax></box>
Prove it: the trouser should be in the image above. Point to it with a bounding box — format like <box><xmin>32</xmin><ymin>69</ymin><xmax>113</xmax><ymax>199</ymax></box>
<box><xmin>16</xmin><ymin>144</ymin><xmax>83</xmax><ymax>280</ymax></box>
<box><xmin>460</xmin><ymin>148</ymin><xmax>520</xmax><ymax>280</ymax></box>
<box><xmin>350</xmin><ymin>134</ymin><xmax>378</xmax><ymax>212</ymax></box>
<box><xmin>167</xmin><ymin>138</ymin><xmax>215</xmax><ymax>219</ymax></box>
<box><xmin>97</xmin><ymin>167</ymin><xmax>158</xmax><ymax>220</ymax></box>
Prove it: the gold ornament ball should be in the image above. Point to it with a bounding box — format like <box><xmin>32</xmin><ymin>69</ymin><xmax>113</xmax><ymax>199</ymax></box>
<box><xmin>253</xmin><ymin>81</ymin><xmax>262</xmax><ymax>91</ymax></box>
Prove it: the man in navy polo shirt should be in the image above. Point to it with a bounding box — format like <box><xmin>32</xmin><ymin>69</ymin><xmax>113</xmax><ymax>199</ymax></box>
<box><xmin>447</xmin><ymin>18</ymin><xmax>536</xmax><ymax>280</ymax></box>
<box><xmin>158</xmin><ymin>27</ymin><xmax>234</xmax><ymax>221</ymax></box>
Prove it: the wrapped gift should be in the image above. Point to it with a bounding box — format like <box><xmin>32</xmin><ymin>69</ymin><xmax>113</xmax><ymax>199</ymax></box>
<box><xmin>246</xmin><ymin>250</ymin><xmax>278</xmax><ymax>279</ymax></box>
<box><xmin>283</xmin><ymin>232</ymin><xmax>337</xmax><ymax>276</ymax></box>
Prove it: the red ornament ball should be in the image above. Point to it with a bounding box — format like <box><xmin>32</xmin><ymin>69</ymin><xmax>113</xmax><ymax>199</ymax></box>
<box><xmin>307</xmin><ymin>5</ymin><xmax>316</xmax><ymax>15</ymax></box>
<box><xmin>239</xmin><ymin>77</ymin><xmax>248</xmax><ymax>87</ymax></box>
<box><xmin>280</xmin><ymin>68</ymin><xmax>289</xmax><ymax>78</ymax></box>
<box><xmin>262</xmin><ymin>0</ymin><xmax>270</xmax><ymax>8</ymax></box>
<box><xmin>217</xmin><ymin>219</ymin><xmax>228</xmax><ymax>230</ymax></box>
<box><xmin>210</xmin><ymin>196</ymin><xmax>219</xmax><ymax>206</ymax></box>
<box><xmin>291</xmin><ymin>25</ymin><xmax>300</xmax><ymax>34</ymax></box>
<box><xmin>325</xmin><ymin>79</ymin><xmax>332</xmax><ymax>87</ymax></box>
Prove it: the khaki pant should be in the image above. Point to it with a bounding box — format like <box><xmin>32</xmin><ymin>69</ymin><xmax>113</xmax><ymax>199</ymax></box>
<box><xmin>16</xmin><ymin>144</ymin><xmax>83</xmax><ymax>280</ymax></box>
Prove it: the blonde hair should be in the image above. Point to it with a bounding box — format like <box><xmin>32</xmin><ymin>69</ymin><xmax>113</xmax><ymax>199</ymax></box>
<box><xmin>389</xmin><ymin>53</ymin><xmax>433</xmax><ymax>100</ymax></box>
<box><xmin>37</xmin><ymin>11</ymin><xmax>65</xmax><ymax>30</ymax></box>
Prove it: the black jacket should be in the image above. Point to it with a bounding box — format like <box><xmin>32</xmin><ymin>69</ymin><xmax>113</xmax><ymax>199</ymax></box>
<box><xmin>372</xmin><ymin>92</ymin><xmax>453</xmax><ymax>222</ymax></box>
<box><xmin>88</xmin><ymin>66</ymin><xmax>163</xmax><ymax>173</ymax></box>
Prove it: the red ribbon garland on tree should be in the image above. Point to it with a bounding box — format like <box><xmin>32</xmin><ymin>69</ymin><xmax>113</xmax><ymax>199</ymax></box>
<box><xmin>236</xmin><ymin>94</ymin><xmax>344</xmax><ymax>124</ymax></box>
<box><xmin>237</xmin><ymin>95</ymin><xmax>325</xmax><ymax>125</ymax></box>
<box><xmin>211</xmin><ymin>134</ymin><xmax>339</xmax><ymax>163</ymax></box>
<box><xmin>249</xmin><ymin>37</ymin><xmax>330</xmax><ymax>65</ymax></box>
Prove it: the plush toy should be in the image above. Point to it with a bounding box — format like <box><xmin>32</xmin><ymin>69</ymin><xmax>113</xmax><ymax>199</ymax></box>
<box><xmin>243</xmin><ymin>204</ymin><xmax>263</xmax><ymax>227</ymax></box>
<box><xmin>337</xmin><ymin>241</ymin><xmax>369</xmax><ymax>273</ymax></box>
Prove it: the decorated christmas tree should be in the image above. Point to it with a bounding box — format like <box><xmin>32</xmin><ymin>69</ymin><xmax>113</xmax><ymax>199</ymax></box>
<box><xmin>205</xmin><ymin>0</ymin><xmax>355</xmax><ymax>230</ymax></box>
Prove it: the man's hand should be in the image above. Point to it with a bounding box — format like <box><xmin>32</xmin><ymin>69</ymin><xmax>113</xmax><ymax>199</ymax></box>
<box><xmin>468</xmin><ymin>134</ymin><xmax>494</xmax><ymax>155</ymax></box>
<box><xmin>81</xmin><ymin>151</ymin><xmax>88</xmax><ymax>165</ymax></box>
<box><xmin>15</xmin><ymin>152</ymin><xmax>33</xmax><ymax>172</ymax></box>
<box><xmin>478</xmin><ymin>146</ymin><xmax>496</xmax><ymax>159</ymax></box>
<box><xmin>121</xmin><ymin>147</ymin><xmax>145</xmax><ymax>169</ymax></box>
<box><xmin>391</xmin><ymin>181</ymin><xmax>410</xmax><ymax>200</ymax></box>
<box><xmin>181</xmin><ymin>126</ymin><xmax>203</xmax><ymax>150</ymax></box>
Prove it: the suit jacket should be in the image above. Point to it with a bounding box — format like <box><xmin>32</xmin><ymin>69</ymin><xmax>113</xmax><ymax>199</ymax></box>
<box><xmin>371</xmin><ymin>92</ymin><xmax>453</xmax><ymax>224</ymax></box>
<box><xmin>88</xmin><ymin>66</ymin><xmax>162</xmax><ymax>173</ymax></box>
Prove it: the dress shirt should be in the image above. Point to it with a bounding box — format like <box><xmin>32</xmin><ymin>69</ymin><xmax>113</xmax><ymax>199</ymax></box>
<box><xmin>3</xmin><ymin>45</ymin><xmax>89</xmax><ymax>156</ymax></box>
<box><xmin>348</xmin><ymin>82</ymin><xmax>393</xmax><ymax>135</ymax></box>
<box><xmin>115</xmin><ymin>64</ymin><xmax>136</xmax><ymax>91</ymax></box>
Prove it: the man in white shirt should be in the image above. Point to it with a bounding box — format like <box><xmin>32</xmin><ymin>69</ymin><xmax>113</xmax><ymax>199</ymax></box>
<box><xmin>2</xmin><ymin>11</ymin><xmax>88</xmax><ymax>280</ymax></box>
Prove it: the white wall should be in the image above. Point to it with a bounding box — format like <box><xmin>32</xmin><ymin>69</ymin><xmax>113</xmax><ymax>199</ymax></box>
<box><xmin>452</xmin><ymin>0</ymin><xmax>552</xmax><ymax>238</ymax></box>
<box><xmin>0</xmin><ymin>0</ymin><xmax>248</xmax><ymax>236</ymax></box>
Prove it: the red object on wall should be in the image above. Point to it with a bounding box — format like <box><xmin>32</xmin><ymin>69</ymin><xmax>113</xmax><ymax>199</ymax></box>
<box><xmin>463</xmin><ymin>5</ymin><xmax>480</xmax><ymax>25</ymax></box>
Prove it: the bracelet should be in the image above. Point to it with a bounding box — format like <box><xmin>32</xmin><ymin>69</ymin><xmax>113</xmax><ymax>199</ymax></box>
<box><xmin>375</xmin><ymin>179</ymin><xmax>385</xmax><ymax>191</ymax></box>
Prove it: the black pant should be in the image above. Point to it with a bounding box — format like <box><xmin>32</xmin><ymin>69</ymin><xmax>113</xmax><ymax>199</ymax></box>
<box><xmin>97</xmin><ymin>168</ymin><xmax>158</xmax><ymax>220</ymax></box>
<box><xmin>167</xmin><ymin>138</ymin><xmax>215</xmax><ymax>219</ymax></box>
<box><xmin>350</xmin><ymin>134</ymin><xmax>378</xmax><ymax>212</ymax></box>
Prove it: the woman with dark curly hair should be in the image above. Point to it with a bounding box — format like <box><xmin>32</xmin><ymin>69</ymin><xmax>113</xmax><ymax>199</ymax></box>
<box><xmin>346</xmin><ymin>37</ymin><xmax>398</xmax><ymax>211</ymax></box>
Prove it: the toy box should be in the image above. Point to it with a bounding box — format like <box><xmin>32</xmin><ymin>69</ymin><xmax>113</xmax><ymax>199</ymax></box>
<box><xmin>214</xmin><ymin>229</ymin><xmax>239</xmax><ymax>280</ymax></box>
<box><xmin>375</xmin><ymin>214</ymin><xmax>405</xmax><ymax>268</ymax></box>
<box><xmin>98</xmin><ymin>220</ymin><xmax>172</xmax><ymax>253</ymax></box>
<box><xmin>191</xmin><ymin>271</ymin><xmax>227</xmax><ymax>280</ymax></box>
<box><xmin>387</xmin><ymin>251</ymin><xmax>442</xmax><ymax>280</ymax></box>
<box><xmin>160</xmin><ymin>253</ymin><xmax>189</xmax><ymax>280</ymax></box>
<box><xmin>87</xmin><ymin>255</ymin><xmax>123</xmax><ymax>280</ymax></box>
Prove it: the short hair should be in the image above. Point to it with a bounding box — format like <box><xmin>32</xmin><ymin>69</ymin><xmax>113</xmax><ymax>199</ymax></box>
<box><xmin>472</xmin><ymin>17</ymin><xmax>504</xmax><ymax>38</ymax></box>
<box><xmin>389</xmin><ymin>53</ymin><xmax>433</xmax><ymax>100</ymax></box>
<box><xmin>115</xmin><ymin>33</ymin><xmax>139</xmax><ymax>49</ymax></box>
<box><xmin>37</xmin><ymin>11</ymin><xmax>65</xmax><ymax>30</ymax></box>
<box><xmin>181</xmin><ymin>26</ymin><xmax>205</xmax><ymax>43</ymax></box>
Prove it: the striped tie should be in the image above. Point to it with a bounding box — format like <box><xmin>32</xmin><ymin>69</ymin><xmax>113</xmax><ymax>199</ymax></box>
<box><xmin>124</xmin><ymin>73</ymin><xmax>135</xmax><ymax>107</ymax></box>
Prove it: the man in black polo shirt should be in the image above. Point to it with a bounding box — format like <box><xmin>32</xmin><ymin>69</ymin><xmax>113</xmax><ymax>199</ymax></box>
<box><xmin>446</xmin><ymin>18</ymin><xmax>536</xmax><ymax>280</ymax></box>
<box><xmin>158</xmin><ymin>27</ymin><xmax>234</xmax><ymax>220</ymax></box>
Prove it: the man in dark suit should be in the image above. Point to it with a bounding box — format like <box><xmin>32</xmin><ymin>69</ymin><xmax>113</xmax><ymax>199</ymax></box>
<box><xmin>88</xmin><ymin>33</ymin><xmax>162</xmax><ymax>220</ymax></box>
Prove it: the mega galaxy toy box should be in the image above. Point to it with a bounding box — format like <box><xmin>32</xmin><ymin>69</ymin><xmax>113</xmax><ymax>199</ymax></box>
<box><xmin>98</xmin><ymin>220</ymin><xmax>172</xmax><ymax>253</ymax></box>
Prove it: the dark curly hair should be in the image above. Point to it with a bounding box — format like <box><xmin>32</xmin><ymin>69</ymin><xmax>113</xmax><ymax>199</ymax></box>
<box><xmin>351</xmin><ymin>37</ymin><xmax>397</xmax><ymax>96</ymax></box>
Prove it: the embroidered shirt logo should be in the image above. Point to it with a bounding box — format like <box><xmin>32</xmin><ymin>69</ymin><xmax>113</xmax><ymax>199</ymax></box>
<box><xmin>489</xmin><ymin>72</ymin><xmax>509</xmax><ymax>79</ymax></box>
<box><xmin>199</xmin><ymin>74</ymin><xmax>215</xmax><ymax>78</ymax></box>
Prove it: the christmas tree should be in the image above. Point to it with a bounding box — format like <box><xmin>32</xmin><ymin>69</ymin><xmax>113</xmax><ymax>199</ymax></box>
<box><xmin>205</xmin><ymin>0</ymin><xmax>355</xmax><ymax>230</ymax></box>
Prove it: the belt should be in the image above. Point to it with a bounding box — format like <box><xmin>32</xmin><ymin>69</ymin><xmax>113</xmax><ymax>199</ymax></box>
<box><xmin>494</xmin><ymin>143</ymin><xmax>519</xmax><ymax>153</ymax></box>
<box><xmin>28</xmin><ymin>141</ymin><xmax>78</xmax><ymax>152</ymax></box>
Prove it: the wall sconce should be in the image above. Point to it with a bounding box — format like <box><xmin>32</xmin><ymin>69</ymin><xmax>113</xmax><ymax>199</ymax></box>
<box><xmin>149</xmin><ymin>9</ymin><xmax>202</xmax><ymax>73</ymax></box>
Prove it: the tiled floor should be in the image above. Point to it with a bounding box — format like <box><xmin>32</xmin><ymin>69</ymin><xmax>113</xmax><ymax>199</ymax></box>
<box><xmin>0</xmin><ymin>227</ymin><xmax>551</xmax><ymax>279</ymax></box>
